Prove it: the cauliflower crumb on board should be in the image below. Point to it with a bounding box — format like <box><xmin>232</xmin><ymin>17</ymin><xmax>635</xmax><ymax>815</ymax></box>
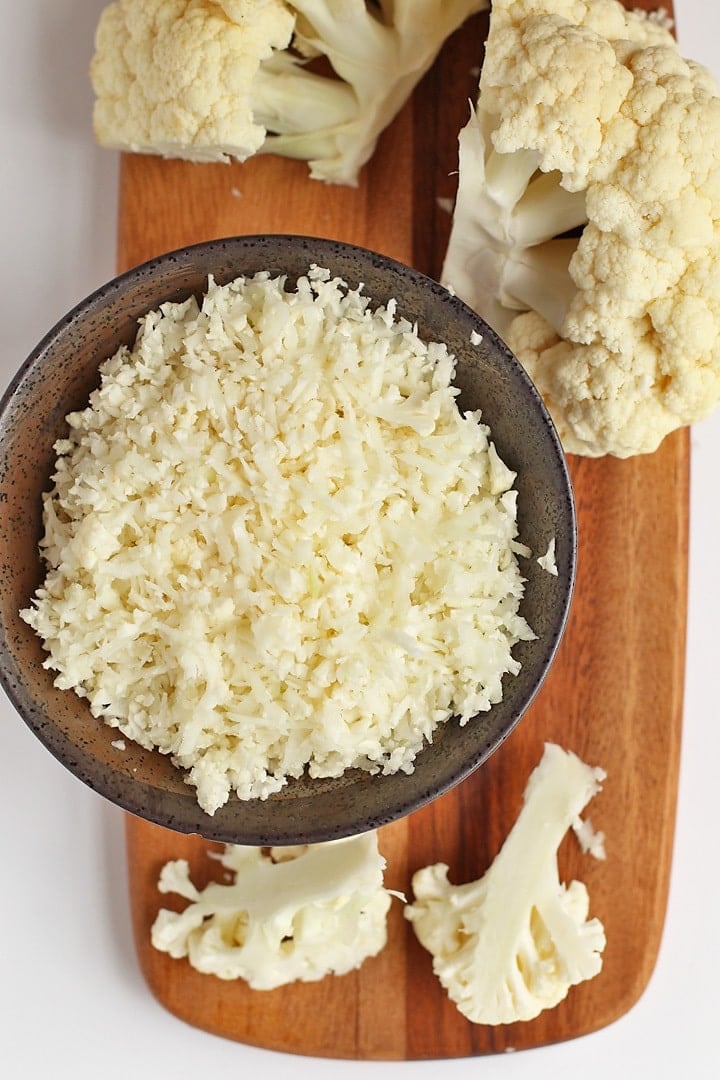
<box><xmin>21</xmin><ymin>268</ymin><xmax>534</xmax><ymax>815</ymax></box>
<box><xmin>151</xmin><ymin>831</ymin><xmax>394</xmax><ymax>988</ymax></box>
<box><xmin>405</xmin><ymin>743</ymin><xmax>607</xmax><ymax>1025</ymax></box>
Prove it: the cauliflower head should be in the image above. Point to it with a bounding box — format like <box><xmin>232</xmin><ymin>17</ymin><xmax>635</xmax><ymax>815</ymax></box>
<box><xmin>91</xmin><ymin>0</ymin><xmax>489</xmax><ymax>184</ymax></box>
<box><xmin>91</xmin><ymin>0</ymin><xmax>296</xmax><ymax>163</ymax></box>
<box><xmin>405</xmin><ymin>743</ymin><xmax>606</xmax><ymax>1025</ymax></box>
<box><xmin>151</xmin><ymin>831</ymin><xmax>393</xmax><ymax>989</ymax></box>
<box><xmin>442</xmin><ymin>0</ymin><xmax>720</xmax><ymax>457</ymax></box>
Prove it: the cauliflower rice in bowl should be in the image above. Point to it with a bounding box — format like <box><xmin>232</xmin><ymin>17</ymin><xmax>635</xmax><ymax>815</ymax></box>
<box><xmin>21</xmin><ymin>266</ymin><xmax>534</xmax><ymax>815</ymax></box>
<box><xmin>0</xmin><ymin>236</ymin><xmax>575</xmax><ymax>844</ymax></box>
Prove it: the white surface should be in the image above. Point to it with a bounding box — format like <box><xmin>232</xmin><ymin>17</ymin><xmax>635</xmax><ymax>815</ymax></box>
<box><xmin>1</xmin><ymin>2</ymin><xmax>718</xmax><ymax>1075</ymax></box>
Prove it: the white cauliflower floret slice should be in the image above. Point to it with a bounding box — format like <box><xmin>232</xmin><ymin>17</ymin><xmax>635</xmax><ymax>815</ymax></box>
<box><xmin>151</xmin><ymin>831</ymin><xmax>393</xmax><ymax>988</ymax></box>
<box><xmin>442</xmin><ymin>0</ymin><xmax>720</xmax><ymax>457</ymax></box>
<box><xmin>91</xmin><ymin>0</ymin><xmax>489</xmax><ymax>185</ymax></box>
<box><xmin>405</xmin><ymin>743</ymin><xmax>606</xmax><ymax>1025</ymax></box>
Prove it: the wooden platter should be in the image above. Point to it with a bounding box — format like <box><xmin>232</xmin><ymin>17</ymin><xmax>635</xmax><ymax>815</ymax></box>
<box><xmin>121</xmin><ymin>1</ymin><xmax>687</xmax><ymax>1059</ymax></box>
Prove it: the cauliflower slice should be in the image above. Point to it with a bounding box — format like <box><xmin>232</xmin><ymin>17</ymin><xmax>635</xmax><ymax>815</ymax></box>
<box><xmin>151</xmin><ymin>831</ymin><xmax>394</xmax><ymax>988</ymax></box>
<box><xmin>442</xmin><ymin>0</ymin><xmax>720</xmax><ymax>457</ymax></box>
<box><xmin>91</xmin><ymin>0</ymin><xmax>488</xmax><ymax>184</ymax></box>
<box><xmin>405</xmin><ymin>743</ymin><xmax>606</xmax><ymax>1025</ymax></box>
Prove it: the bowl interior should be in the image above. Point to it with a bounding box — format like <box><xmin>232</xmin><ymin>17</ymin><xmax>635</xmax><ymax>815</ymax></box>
<box><xmin>0</xmin><ymin>235</ymin><xmax>575</xmax><ymax>844</ymax></box>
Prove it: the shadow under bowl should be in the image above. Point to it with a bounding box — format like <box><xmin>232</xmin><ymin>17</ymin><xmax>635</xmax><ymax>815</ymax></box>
<box><xmin>0</xmin><ymin>235</ymin><xmax>576</xmax><ymax>845</ymax></box>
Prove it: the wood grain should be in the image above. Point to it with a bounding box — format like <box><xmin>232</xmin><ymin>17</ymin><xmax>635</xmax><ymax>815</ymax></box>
<box><xmin>122</xmin><ymin>0</ymin><xmax>687</xmax><ymax>1058</ymax></box>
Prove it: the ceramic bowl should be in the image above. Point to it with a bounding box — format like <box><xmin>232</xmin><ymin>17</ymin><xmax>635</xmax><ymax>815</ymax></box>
<box><xmin>0</xmin><ymin>235</ymin><xmax>575</xmax><ymax>844</ymax></box>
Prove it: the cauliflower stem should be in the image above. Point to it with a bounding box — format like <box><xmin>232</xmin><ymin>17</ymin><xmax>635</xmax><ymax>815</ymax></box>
<box><xmin>405</xmin><ymin>743</ymin><xmax>607</xmax><ymax>1025</ymax></box>
<box><xmin>446</xmin><ymin>110</ymin><xmax>587</xmax><ymax>337</ymax></box>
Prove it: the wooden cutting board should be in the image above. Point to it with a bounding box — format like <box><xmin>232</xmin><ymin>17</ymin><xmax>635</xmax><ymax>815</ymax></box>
<box><xmin>121</xmin><ymin>0</ymin><xmax>688</xmax><ymax>1058</ymax></box>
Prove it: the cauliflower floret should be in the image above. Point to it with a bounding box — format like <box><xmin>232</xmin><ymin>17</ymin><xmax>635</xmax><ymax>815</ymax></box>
<box><xmin>151</xmin><ymin>831</ymin><xmax>394</xmax><ymax>988</ymax></box>
<box><xmin>91</xmin><ymin>0</ymin><xmax>489</xmax><ymax>184</ymax></box>
<box><xmin>442</xmin><ymin>0</ymin><xmax>720</xmax><ymax>457</ymax></box>
<box><xmin>91</xmin><ymin>0</ymin><xmax>296</xmax><ymax>163</ymax></box>
<box><xmin>405</xmin><ymin>743</ymin><xmax>606</xmax><ymax>1025</ymax></box>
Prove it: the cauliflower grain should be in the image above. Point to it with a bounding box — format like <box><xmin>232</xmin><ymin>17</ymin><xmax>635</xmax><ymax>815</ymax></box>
<box><xmin>151</xmin><ymin>832</ymin><xmax>394</xmax><ymax>987</ymax></box>
<box><xmin>405</xmin><ymin>743</ymin><xmax>607</xmax><ymax>1025</ymax></box>
<box><xmin>21</xmin><ymin>268</ymin><xmax>533</xmax><ymax>815</ymax></box>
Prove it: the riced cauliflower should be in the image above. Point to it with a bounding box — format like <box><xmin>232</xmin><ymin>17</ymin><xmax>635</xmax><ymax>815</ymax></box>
<box><xmin>442</xmin><ymin>0</ymin><xmax>720</xmax><ymax>457</ymax></box>
<box><xmin>405</xmin><ymin>743</ymin><xmax>606</xmax><ymax>1025</ymax></box>
<box><xmin>151</xmin><ymin>831</ymin><xmax>394</xmax><ymax>987</ymax></box>
<box><xmin>91</xmin><ymin>0</ymin><xmax>488</xmax><ymax>185</ymax></box>
<box><xmin>21</xmin><ymin>267</ymin><xmax>533</xmax><ymax>815</ymax></box>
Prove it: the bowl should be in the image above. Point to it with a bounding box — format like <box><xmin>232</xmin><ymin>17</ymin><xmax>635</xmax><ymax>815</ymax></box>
<box><xmin>0</xmin><ymin>235</ymin><xmax>575</xmax><ymax>845</ymax></box>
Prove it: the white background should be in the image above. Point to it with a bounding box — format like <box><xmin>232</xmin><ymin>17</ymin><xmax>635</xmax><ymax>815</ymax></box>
<box><xmin>1</xmin><ymin>2</ymin><xmax>718</xmax><ymax>1076</ymax></box>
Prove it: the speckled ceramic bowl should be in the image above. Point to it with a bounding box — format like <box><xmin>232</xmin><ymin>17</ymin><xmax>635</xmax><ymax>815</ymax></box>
<box><xmin>0</xmin><ymin>235</ymin><xmax>575</xmax><ymax>844</ymax></box>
